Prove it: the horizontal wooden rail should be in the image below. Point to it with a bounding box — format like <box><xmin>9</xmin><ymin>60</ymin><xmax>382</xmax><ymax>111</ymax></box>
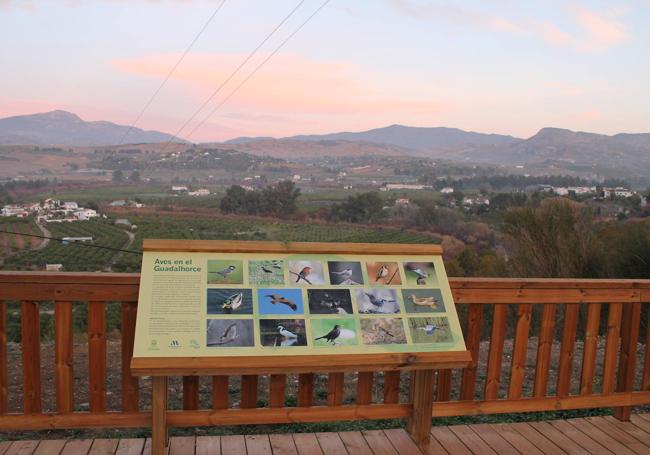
<box><xmin>1</xmin><ymin>272</ymin><xmax>650</xmax><ymax>433</ymax></box>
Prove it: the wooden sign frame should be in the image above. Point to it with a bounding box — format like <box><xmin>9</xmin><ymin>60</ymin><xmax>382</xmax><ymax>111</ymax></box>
<box><xmin>130</xmin><ymin>239</ymin><xmax>471</xmax><ymax>453</ymax></box>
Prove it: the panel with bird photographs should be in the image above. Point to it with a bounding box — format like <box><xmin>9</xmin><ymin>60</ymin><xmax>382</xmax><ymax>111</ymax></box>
<box><xmin>206</xmin><ymin>319</ymin><xmax>255</xmax><ymax>347</ymax></box>
<box><xmin>360</xmin><ymin>318</ymin><xmax>407</xmax><ymax>345</ymax></box>
<box><xmin>366</xmin><ymin>262</ymin><xmax>402</xmax><ymax>285</ymax></box>
<box><xmin>354</xmin><ymin>288</ymin><xmax>400</xmax><ymax>314</ymax></box>
<box><xmin>207</xmin><ymin>288</ymin><xmax>253</xmax><ymax>315</ymax></box>
<box><xmin>327</xmin><ymin>261</ymin><xmax>364</xmax><ymax>285</ymax></box>
<box><xmin>307</xmin><ymin>289</ymin><xmax>354</xmax><ymax>315</ymax></box>
<box><xmin>402</xmin><ymin>261</ymin><xmax>437</xmax><ymax>286</ymax></box>
<box><xmin>259</xmin><ymin>319</ymin><xmax>307</xmax><ymax>347</ymax></box>
<box><xmin>257</xmin><ymin>288</ymin><xmax>304</xmax><ymax>315</ymax></box>
<box><xmin>288</xmin><ymin>260</ymin><xmax>325</xmax><ymax>285</ymax></box>
<box><xmin>401</xmin><ymin>289</ymin><xmax>445</xmax><ymax>314</ymax></box>
<box><xmin>207</xmin><ymin>259</ymin><xmax>244</xmax><ymax>285</ymax></box>
<box><xmin>408</xmin><ymin>317</ymin><xmax>453</xmax><ymax>344</ymax></box>
<box><xmin>248</xmin><ymin>259</ymin><xmax>284</xmax><ymax>286</ymax></box>
<box><xmin>311</xmin><ymin>318</ymin><xmax>358</xmax><ymax>347</ymax></box>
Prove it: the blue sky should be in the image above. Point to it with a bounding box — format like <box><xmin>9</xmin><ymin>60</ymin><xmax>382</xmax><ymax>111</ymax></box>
<box><xmin>1</xmin><ymin>0</ymin><xmax>648</xmax><ymax>140</ymax></box>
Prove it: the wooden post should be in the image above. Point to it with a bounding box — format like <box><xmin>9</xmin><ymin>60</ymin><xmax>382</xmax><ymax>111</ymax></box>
<box><xmin>614</xmin><ymin>302</ymin><xmax>641</xmax><ymax>421</ymax></box>
<box><xmin>407</xmin><ymin>369</ymin><xmax>434</xmax><ymax>448</ymax></box>
<box><xmin>152</xmin><ymin>376</ymin><xmax>168</xmax><ymax>455</ymax></box>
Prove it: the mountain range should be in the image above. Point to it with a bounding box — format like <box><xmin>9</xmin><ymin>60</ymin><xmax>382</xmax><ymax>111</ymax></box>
<box><xmin>1</xmin><ymin>110</ymin><xmax>650</xmax><ymax>177</ymax></box>
<box><xmin>0</xmin><ymin>110</ymin><xmax>176</xmax><ymax>146</ymax></box>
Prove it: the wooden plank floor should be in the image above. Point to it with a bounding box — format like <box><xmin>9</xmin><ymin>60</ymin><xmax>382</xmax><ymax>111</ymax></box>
<box><xmin>3</xmin><ymin>413</ymin><xmax>650</xmax><ymax>454</ymax></box>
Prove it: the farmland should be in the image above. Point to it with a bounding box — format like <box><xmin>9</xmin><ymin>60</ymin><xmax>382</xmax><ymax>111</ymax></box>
<box><xmin>0</xmin><ymin>218</ymin><xmax>42</xmax><ymax>260</ymax></box>
<box><xmin>1</xmin><ymin>220</ymin><xmax>130</xmax><ymax>272</ymax></box>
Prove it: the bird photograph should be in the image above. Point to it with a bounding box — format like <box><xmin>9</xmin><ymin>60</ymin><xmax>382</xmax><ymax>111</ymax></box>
<box><xmin>312</xmin><ymin>319</ymin><xmax>357</xmax><ymax>346</ymax></box>
<box><xmin>207</xmin><ymin>288</ymin><xmax>253</xmax><ymax>315</ymax></box>
<box><xmin>248</xmin><ymin>260</ymin><xmax>284</xmax><ymax>286</ymax></box>
<box><xmin>206</xmin><ymin>319</ymin><xmax>254</xmax><ymax>347</ymax></box>
<box><xmin>289</xmin><ymin>260</ymin><xmax>325</xmax><ymax>285</ymax></box>
<box><xmin>307</xmin><ymin>289</ymin><xmax>354</xmax><ymax>314</ymax></box>
<box><xmin>354</xmin><ymin>288</ymin><xmax>400</xmax><ymax>314</ymax></box>
<box><xmin>409</xmin><ymin>317</ymin><xmax>452</xmax><ymax>344</ymax></box>
<box><xmin>328</xmin><ymin>261</ymin><xmax>364</xmax><ymax>285</ymax></box>
<box><xmin>403</xmin><ymin>262</ymin><xmax>436</xmax><ymax>286</ymax></box>
<box><xmin>366</xmin><ymin>262</ymin><xmax>402</xmax><ymax>285</ymax></box>
<box><xmin>360</xmin><ymin>318</ymin><xmax>407</xmax><ymax>345</ymax></box>
<box><xmin>257</xmin><ymin>288</ymin><xmax>304</xmax><ymax>315</ymax></box>
<box><xmin>259</xmin><ymin>319</ymin><xmax>307</xmax><ymax>347</ymax></box>
<box><xmin>207</xmin><ymin>259</ymin><xmax>243</xmax><ymax>284</ymax></box>
<box><xmin>401</xmin><ymin>289</ymin><xmax>445</xmax><ymax>313</ymax></box>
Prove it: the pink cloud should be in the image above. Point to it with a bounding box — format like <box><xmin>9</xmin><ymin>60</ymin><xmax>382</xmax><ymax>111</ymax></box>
<box><xmin>388</xmin><ymin>1</ymin><xmax>629</xmax><ymax>53</ymax></box>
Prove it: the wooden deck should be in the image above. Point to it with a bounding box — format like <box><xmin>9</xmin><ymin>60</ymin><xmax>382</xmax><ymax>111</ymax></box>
<box><xmin>3</xmin><ymin>413</ymin><xmax>650</xmax><ymax>454</ymax></box>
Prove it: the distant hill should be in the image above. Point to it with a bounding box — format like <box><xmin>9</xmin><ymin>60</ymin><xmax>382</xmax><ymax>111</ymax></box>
<box><xmin>287</xmin><ymin>124</ymin><xmax>520</xmax><ymax>151</ymax></box>
<box><xmin>0</xmin><ymin>110</ymin><xmax>178</xmax><ymax>146</ymax></box>
<box><xmin>450</xmin><ymin>127</ymin><xmax>650</xmax><ymax>170</ymax></box>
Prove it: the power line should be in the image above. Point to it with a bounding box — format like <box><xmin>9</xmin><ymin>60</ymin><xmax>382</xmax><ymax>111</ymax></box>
<box><xmin>0</xmin><ymin>230</ymin><xmax>143</xmax><ymax>255</ymax></box>
<box><xmin>185</xmin><ymin>0</ymin><xmax>331</xmax><ymax>142</ymax></box>
<box><xmin>117</xmin><ymin>0</ymin><xmax>228</xmax><ymax>147</ymax></box>
<box><xmin>160</xmin><ymin>0</ymin><xmax>307</xmax><ymax>151</ymax></box>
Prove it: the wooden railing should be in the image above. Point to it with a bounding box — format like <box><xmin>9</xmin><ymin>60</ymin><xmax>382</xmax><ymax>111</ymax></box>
<box><xmin>0</xmin><ymin>272</ymin><xmax>649</xmax><ymax>431</ymax></box>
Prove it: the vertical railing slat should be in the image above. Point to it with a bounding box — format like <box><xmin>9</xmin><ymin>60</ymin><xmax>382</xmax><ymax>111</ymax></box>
<box><xmin>613</xmin><ymin>301</ymin><xmax>642</xmax><ymax>420</ymax></box>
<box><xmin>182</xmin><ymin>376</ymin><xmax>200</xmax><ymax>410</ymax></box>
<box><xmin>435</xmin><ymin>370</ymin><xmax>451</xmax><ymax>401</ymax></box>
<box><xmin>121</xmin><ymin>302</ymin><xmax>139</xmax><ymax>412</ymax></box>
<box><xmin>54</xmin><ymin>301</ymin><xmax>74</xmax><ymax>413</ymax></box>
<box><xmin>484</xmin><ymin>304</ymin><xmax>507</xmax><ymax>400</ymax></box>
<box><xmin>240</xmin><ymin>375</ymin><xmax>258</xmax><ymax>408</ymax></box>
<box><xmin>579</xmin><ymin>303</ymin><xmax>601</xmax><ymax>395</ymax></box>
<box><xmin>0</xmin><ymin>301</ymin><xmax>7</xmax><ymax>415</ymax></box>
<box><xmin>298</xmin><ymin>373</ymin><xmax>314</xmax><ymax>407</ymax></box>
<box><xmin>534</xmin><ymin>304</ymin><xmax>557</xmax><ymax>397</ymax></box>
<box><xmin>460</xmin><ymin>304</ymin><xmax>483</xmax><ymax>401</ymax></box>
<box><xmin>643</xmin><ymin>304</ymin><xmax>650</xmax><ymax>391</ymax></box>
<box><xmin>357</xmin><ymin>372</ymin><xmax>373</xmax><ymax>405</ymax></box>
<box><xmin>269</xmin><ymin>374</ymin><xmax>286</xmax><ymax>408</ymax></box>
<box><xmin>509</xmin><ymin>303</ymin><xmax>532</xmax><ymax>399</ymax></box>
<box><xmin>602</xmin><ymin>303</ymin><xmax>623</xmax><ymax>394</ymax></box>
<box><xmin>212</xmin><ymin>376</ymin><xmax>229</xmax><ymax>409</ymax></box>
<box><xmin>21</xmin><ymin>301</ymin><xmax>41</xmax><ymax>414</ymax></box>
<box><xmin>327</xmin><ymin>372</ymin><xmax>344</xmax><ymax>406</ymax></box>
<box><xmin>383</xmin><ymin>371</ymin><xmax>400</xmax><ymax>404</ymax></box>
<box><xmin>556</xmin><ymin>303</ymin><xmax>579</xmax><ymax>397</ymax></box>
<box><xmin>88</xmin><ymin>302</ymin><xmax>107</xmax><ymax>412</ymax></box>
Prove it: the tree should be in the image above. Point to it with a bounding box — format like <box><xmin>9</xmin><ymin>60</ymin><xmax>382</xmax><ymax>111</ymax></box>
<box><xmin>112</xmin><ymin>169</ymin><xmax>124</xmax><ymax>182</ymax></box>
<box><xmin>130</xmin><ymin>170</ymin><xmax>141</xmax><ymax>182</ymax></box>
<box><xmin>329</xmin><ymin>192</ymin><xmax>386</xmax><ymax>223</ymax></box>
<box><xmin>502</xmin><ymin>198</ymin><xmax>602</xmax><ymax>278</ymax></box>
<box><xmin>262</xmin><ymin>180</ymin><xmax>300</xmax><ymax>216</ymax></box>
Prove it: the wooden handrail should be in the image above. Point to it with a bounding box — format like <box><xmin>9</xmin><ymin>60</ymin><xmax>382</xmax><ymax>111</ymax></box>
<box><xmin>0</xmin><ymin>271</ymin><xmax>649</xmax><ymax>433</ymax></box>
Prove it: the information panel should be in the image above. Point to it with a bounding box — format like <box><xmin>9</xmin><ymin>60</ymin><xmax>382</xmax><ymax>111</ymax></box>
<box><xmin>133</xmin><ymin>241</ymin><xmax>467</xmax><ymax>358</ymax></box>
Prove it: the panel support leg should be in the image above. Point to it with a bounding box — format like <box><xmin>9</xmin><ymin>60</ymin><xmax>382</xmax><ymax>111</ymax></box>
<box><xmin>152</xmin><ymin>376</ymin><xmax>168</xmax><ymax>455</ymax></box>
<box><xmin>407</xmin><ymin>369</ymin><xmax>434</xmax><ymax>449</ymax></box>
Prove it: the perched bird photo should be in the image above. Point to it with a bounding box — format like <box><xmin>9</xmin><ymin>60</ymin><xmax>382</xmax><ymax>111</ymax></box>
<box><xmin>216</xmin><ymin>264</ymin><xmax>237</xmax><ymax>278</ymax></box>
<box><xmin>266</xmin><ymin>294</ymin><xmax>298</xmax><ymax>311</ymax></box>
<box><xmin>259</xmin><ymin>319</ymin><xmax>307</xmax><ymax>347</ymax></box>
<box><xmin>314</xmin><ymin>324</ymin><xmax>341</xmax><ymax>344</ymax></box>
<box><xmin>375</xmin><ymin>264</ymin><xmax>389</xmax><ymax>282</ymax></box>
<box><xmin>331</xmin><ymin>268</ymin><xmax>353</xmax><ymax>279</ymax></box>
<box><xmin>328</xmin><ymin>261</ymin><xmax>364</xmax><ymax>285</ymax></box>
<box><xmin>291</xmin><ymin>266</ymin><xmax>313</xmax><ymax>284</ymax></box>
<box><xmin>206</xmin><ymin>319</ymin><xmax>255</xmax><ymax>347</ymax></box>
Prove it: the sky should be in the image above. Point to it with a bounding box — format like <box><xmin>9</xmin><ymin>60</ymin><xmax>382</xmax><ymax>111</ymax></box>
<box><xmin>1</xmin><ymin>0</ymin><xmax>649</xmax><ymax>141</ymax></box>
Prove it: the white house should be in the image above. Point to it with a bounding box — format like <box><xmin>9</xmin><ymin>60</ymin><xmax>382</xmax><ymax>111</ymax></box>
<box><xmin>62</xmin><ymin>201</ymin><xmax>79</xmax><ymax>210</ymax></box>
<box><xmin>440</xmin><ymin>187</ymin><xmax>454</xmax><ymax>194</ymax></box>
<box><xmin>395</xmin><ymin>198</ymin><xmax>410</xmax><ymax>206</ymax></box>
<box><xmin>383</xmin><ymin>183</ymin><xmax>431</xmax><ymax>191</ymax></box>
<box><xmin>188</xmin><ymin>189</ymin><xmax>210</xmax><ymax>196</ymax></box>
<box><xmin>171</xmin><ymin>185</ymin><xmax>188</xmax><ymax>192</ymax></box>
<box><xmin>1</xmin><ymin>205</ymin><xmax>28</xmax><ymax>217</ymax></box>
<box><xmin>74</xmin><ymin>209</ymin><xmax>98</xmax><ymax>221</ymax></box>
